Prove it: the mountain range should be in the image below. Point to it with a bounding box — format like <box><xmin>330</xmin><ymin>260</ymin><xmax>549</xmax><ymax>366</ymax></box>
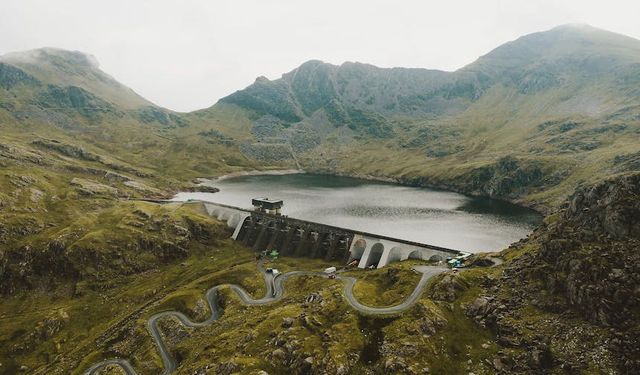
<box><xmin>0</xmin><ymin>24</ymin><xmax>639</xmax><ymax>374</ymax></box>
<box><xmin>4</xmin><ymin>24</ymin><xmax>639</xmax><ymax>210</ymax></box>
<box><xmin>213</xmin><ymin>24</ymin><xmax>640</xmax><ymax>210</ymax></box>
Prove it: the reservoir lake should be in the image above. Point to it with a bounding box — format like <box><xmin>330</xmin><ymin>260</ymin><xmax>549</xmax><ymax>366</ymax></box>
<box><xmin>173</xmin><ymin>173</ymin><xmax>542</xmax><ymax>253</ymax></box>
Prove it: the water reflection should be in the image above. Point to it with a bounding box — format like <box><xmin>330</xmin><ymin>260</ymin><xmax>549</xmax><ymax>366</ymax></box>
<box><xmin>173</xmin><ymin>174</ymin><xmax>542</xmax><ymax>253</ymax></box>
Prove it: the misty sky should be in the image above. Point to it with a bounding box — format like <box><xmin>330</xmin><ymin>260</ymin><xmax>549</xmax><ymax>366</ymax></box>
<box><xmin>1</xmin><ymin>0</ymin><xmax>639</xmax><ymax>112</ymax></box>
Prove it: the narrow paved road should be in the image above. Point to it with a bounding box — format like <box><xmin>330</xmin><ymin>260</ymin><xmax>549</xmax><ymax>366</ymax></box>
<box><xmin>84</xmin><ymin>264</ymin><xmax>447</xmax><ymax>375</ymax></box>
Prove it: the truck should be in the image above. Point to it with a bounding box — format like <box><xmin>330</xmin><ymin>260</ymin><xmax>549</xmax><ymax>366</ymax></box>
<box><xmin>447</xmin><ymin>255</ymin><xmax>467</xmax><ymax>269</ymax></box>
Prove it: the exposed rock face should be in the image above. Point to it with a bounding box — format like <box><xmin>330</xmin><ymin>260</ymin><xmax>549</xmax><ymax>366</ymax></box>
<box><xmin>137</xmin><ymin>106</ymin><xmax>187</xmax><ymax>128</ymax></box>
<box><xmin>464</xmin><ymin>156</ymin><xmax>563</xmax><ymax>199</ymax></box>
<box><xmin>33</xmin><ymin>139</ymin><xmax>101</xmax><ymax>162</ymax></box>
<box><xmin>239</xmin><ymin>142</ymin><xmax>292</xmax><ymax>162</ymax></box>
<box><xmin>469</xmin><ymin>173</ymin><xmax>640</xmax><ymax>373</ymax></box>
<box><xmin>34</xmin><ymin>85</ymin><xmax>119</xmax><ymax>119</ymax></box>
<box><xmin>614</xmin><ymin>150</ymin><xmax>640</xmax><ymax>172</ymax></box>
<box><xmin>32</xmin><ymin>138</ymin><xmax>152</xmax><ymax>178</ymax></box>
<box><xmin>429</xmin><ymin>272</ymin><xmax>469</xmax><ymax>302</ymax></box>
<box><xmin>565</xmin><ymin>173</ymin><xmax>640</xmax><ymax>239</ymax></box>
<box><xmin>538</xmin><ymin>173</ymin><xmax>640</xmax><ymax>327</ymax></box>
<box><xmin>220</xmin><ymin>60</ymin><xmax>483</xmax><ymax>130</ymax></box>
<box><xmin>123</xmin><ymin>180</ymin><xmax>161</xmax><ymax>194</ymax></box>
<box><xmin>182</xmin><ymin>185</ymin><xmax>220</xmax><ymax>194</ymax></box>
<box><xmin>0</xmin><ymin>62</ymin><xmax>39</xmax><ymax>89</ymax></box>
<box><xmin>70</xmin><ymin>177</ymin><xmax>119</xmax><ymax>196</ymax></box>
<box><xmin>104</xmin><ymin>171</ymin><xmax>131</xmax><ymax>182</ymax></box>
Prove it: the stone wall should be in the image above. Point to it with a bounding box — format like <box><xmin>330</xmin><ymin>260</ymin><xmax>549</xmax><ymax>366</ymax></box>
<box><xmin>201</xmin><ymin>201</ymin><xmax>462</xmax><ymax>266</ymax></box>
<box><xmin>236</xmin><ymin>213</ymin><xmax>354</xmax><ymax>262</ymax></box>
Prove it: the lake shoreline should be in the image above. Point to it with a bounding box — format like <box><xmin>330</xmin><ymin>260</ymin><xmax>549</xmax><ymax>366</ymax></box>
<box><xmin>175</xmin><ymin>173</ymin><xmax>542</xmax><ymax>253</ymax></box>
<box><xmin>199</xmin><ymin>169</ymin><xmax>305</xmax><ymax>183</ymax></box>
<box><xmin>304</xmin><ymin>170</ymin><xmax>546</xmax><ymax>216</ymax></box>
<box><xmin>192</xmin><ymin>169</ymin><xmax>544</xmax><ymax>216</ymax></box>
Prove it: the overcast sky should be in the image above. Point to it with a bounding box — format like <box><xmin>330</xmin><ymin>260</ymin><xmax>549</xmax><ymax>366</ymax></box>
<box><xmin>1</xmin><ymin>0</ymin><xmax>639</xmax><ymax>112</ymax></box>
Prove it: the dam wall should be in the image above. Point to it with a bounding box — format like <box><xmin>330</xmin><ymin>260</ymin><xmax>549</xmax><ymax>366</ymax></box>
<box><xmin>198</xmin><ymin>201</ymin><xmax>463</xmax><ymax>268</ymax></box>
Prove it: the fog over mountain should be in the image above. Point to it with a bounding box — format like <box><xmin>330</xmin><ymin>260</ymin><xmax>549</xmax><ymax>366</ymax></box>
<box><xmin>1</xmin><ymin>0</ymin><xmax>640</xmax><ymax>111</ymax></box>
<box><xmin>2</xmin><ymin>1</ymin><xmax>640</xmax><ymax>373</ymax></box>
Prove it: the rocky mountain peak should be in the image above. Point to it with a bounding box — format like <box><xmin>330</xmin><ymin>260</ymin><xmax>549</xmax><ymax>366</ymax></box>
<box><xmin>470</xmin><ymin>23</ymin><xmax>640</xmax><ymax>71</ymax></box>
<box><xmin>0</xmin><ymin>47</ymin><xmax>153</xmax><ymax>109</ymax></box>
<box><xmin>1</xmin><ymin>47</ymin><xmax>101</xmax><ymax>72</ymax></box>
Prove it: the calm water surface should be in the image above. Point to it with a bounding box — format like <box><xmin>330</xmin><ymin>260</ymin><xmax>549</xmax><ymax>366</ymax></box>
<box><xmin>173</xmin><ymin>174</ymin><xmax>542</xmax><ymax>253</ymax></box>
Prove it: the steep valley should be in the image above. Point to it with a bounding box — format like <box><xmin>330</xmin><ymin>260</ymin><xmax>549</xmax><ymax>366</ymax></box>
<box><xmin>0</xmin><ymin>24</ymin><xmax>639</xmax><ymax>374</ymax></box>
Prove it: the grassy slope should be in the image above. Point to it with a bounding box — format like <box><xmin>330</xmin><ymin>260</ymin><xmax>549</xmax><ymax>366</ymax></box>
<box><xmin>0</xmin><ymin>26</ymin><xmax>638</xmax><ymax>374</ymax></box>
<box><xmin>1</xmin><ymin>233</ymin><xmax>260</xmax><ymax>374</ymax></box>
<box><xmin>76</xmin><ymin>256</ymin><xmax>499</xmax><ymax>375</ymax></box>
<box><xmin>0</xmin><ymin>48</ymin><xmax>153</xmax><ymax>110</ymax></box>
<box><xmin>2</xmin><ymin>224</ymin><xmax>501</xmax><ymax>375</ymax></box>
<box><xmin>300</xmin><ymin>90</ymin><xmax>640</xmax><ymax>210</ymax></box>
<box><xmin>0</xmin><ymin>123</ymin><xmax>506</xmax><ymax>374</ymax></box>
<box><xmin>200</xmin><ymin>25</ymin><xmax>640</xmax><ymax>212</ymax></box>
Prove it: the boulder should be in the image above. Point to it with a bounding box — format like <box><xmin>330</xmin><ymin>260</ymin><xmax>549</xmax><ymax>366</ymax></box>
<box><xmin>183</xmin><ymin>185</ymin><xmax>220</xmax><ymax>193</ymax></box>
<box><xmin>216</xmin><ymin>362</ymin><xmax>238</xmax><ymax>375</ymax></box>
<box><xmin>384</xmin><ymin>357</ymin><xmax>408</xmax><ymax>372</ymax></box>
<box><xmin>281</xmin><ymin>317</ymin><xmax>294</xmax><ymax>328</ymax></box>
<box><xmin>272</xmin><ymin>348</ymin><xmax>286</xmax><ymax>361</ymax></box>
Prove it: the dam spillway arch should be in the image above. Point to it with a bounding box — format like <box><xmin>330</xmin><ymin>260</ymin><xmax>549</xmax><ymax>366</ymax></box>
<box><xmin>350</xmin><ymin>233</ymin><xmax>459</xmax><ymax>269</ymax></box>
<box><xmin>197</xmin><ymin>200</ymin><xmax>464</xmax><ymax>268</ymax></box>
<box><xmin>202</xmin><ymin>202</ymin><xmax>250</xmax><ymax>240</ymax></box>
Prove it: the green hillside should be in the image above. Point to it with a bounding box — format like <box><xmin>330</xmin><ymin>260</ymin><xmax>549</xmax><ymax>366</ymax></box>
<box><xmin>0</xmin><ymin>23</ymin><xmax>639</xmax><ymax>374</ymax></box>
<box><xmin>203</xmin><ymin>24</ymin><xmax>640</xmax><ymax>211</ymax></box>
<box><xmin>2</xmin><ymin>25</ymin><xmax>638</xmax><ymax>211</ymax></box>
<box><xmin>0</xmin><ymin>47</ymin><xmax>153</xmax><ymax>109</ymax></box>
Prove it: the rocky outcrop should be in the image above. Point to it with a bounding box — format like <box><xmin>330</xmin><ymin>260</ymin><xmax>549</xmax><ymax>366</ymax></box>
<box><xmin>0</xmin><ymin>62</ymin><xmax>39</xmax><ymax>89</ymax></box>
<box><xmin>565</xmin><ymin>173</ymin><xmax>640</xmax><ymax>239</ymax></box>
<box><xmin>464</xmin><ymin>156</ymin><xmax>563</xmax><ymax>199</ymax></box>
<box><xmin>197</xmin><ymin>129</ymin><xmax>234</xmax><ymax>145</ymax></box>
<box><xmin>614</xmin><ymin>150</ymin><xmax>640</xmax><ymax>172</ymax></box>
<box><xmin>123</xmin><ymin>180</ymin><xmax>162</xmax><ymax>195</ymax></box>
<box><xmin>137</xmin><ymin>106</ymin><xmax>187</xmax><ymax>128</ymax></box>
<box><xmin>428</xmin><ymin>272</ymin><xmax>470</xmax><ymax>302</ymax></box>
<box><xmin>468</xmin><ymin>173</ymin><xmax>640</xmax><ymax>373</ymax></box>
<box><xmin>33</xmin><ymin>85</ymin><xmax>119</xmax><ymax>119</ymax></box>
<box><xmin>536</xmin><ymin>173</ymin><xmax>640</xmax><ymax>326</ymax></box>
<box><xmin>33</xmin><ymin>139</ymin><xmax>101</xmax><ymax>162</ymax></box>
<box><xmin>70</xmin><ymin>177</ymin><xmax>119</xmax><ymax>196</ymax></box>
<box><xmin>240</xmin><ymin>142</ymin><xmax>292</xmax><ymax>162</ymax></box>
<box><xmin>182</xmin><ymin>185</ymin><xmax>220</xmax><ymax>194</ymax></box>
<box><xmin>220</xmin><ymin>59</ymin><xmax>483</xmax><ymax>130</ymax></box>
<box><xmin>528</xmin><ymin>189</ymin><xmax>640</xmax><ymax>371</ymax></box>
<box><xmin>32</xmin><ymin>138</ymin><xmax>152</xmax><ymax>178</ymax></box>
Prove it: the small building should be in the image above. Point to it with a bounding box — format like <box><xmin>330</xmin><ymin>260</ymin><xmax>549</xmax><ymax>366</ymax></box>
<box><xmin>252</xmin><ymin>197</ymin><xmax>283</xmax><ymax>215</ymax></box>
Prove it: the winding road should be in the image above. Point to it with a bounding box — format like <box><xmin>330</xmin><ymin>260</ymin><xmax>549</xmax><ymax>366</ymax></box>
<box><xmin>83</xmin><ymin>264</ymin><xmax>447</xmax><ymax>375</ymax></box>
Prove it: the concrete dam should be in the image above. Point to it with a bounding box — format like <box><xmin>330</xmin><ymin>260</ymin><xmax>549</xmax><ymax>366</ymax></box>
<box><xmin>195</xmin><ymin>200</ymin><xmax>465</xmax><ymax>269</ymax></box>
